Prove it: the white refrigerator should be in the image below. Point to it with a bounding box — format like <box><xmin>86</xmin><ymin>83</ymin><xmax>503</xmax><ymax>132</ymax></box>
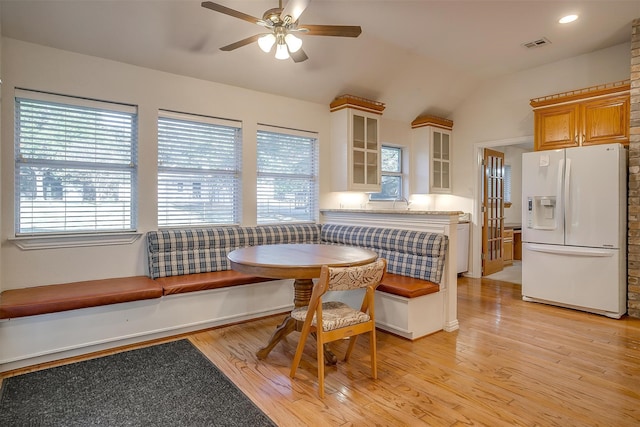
<box><xmin>522</xmin><ymin>144</ymin><xmax>627</xmax><ymax>318</ymax></box>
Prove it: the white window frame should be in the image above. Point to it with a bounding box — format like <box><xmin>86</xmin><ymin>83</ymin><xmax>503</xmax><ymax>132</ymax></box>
<box><xmin>13</xmin><ymin>89</ymin><xmax>138</xmax><ymax>247</ymax></box>
<box><xmin>256</xmin><ymin>125</ymin><xmax>318</xmax><ymax>224</ymax></box>
<box><xmin>157</xmin><ymin>110</ymin><xmax>242</xmax><ymax>227</ymax></box>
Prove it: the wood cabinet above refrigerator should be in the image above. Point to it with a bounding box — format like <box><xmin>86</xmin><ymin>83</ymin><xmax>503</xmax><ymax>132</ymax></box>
<box><xmin>530</xmin><ymin>80</ymin><xmax>630</xmax><ymax>151</ymax></box>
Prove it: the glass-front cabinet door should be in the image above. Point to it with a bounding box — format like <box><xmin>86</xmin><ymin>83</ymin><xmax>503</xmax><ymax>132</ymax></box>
<box><xmin>409</xmin><ymin>116</ymin><xmax>453</xmax><ymax>195</ymax></box>
<box><xmin>351</xmin><ymin>111</ymin><xmax>380</xmax><ymax>190</ymax></box>
<box><xmin>431</xmin><ymin>129</ymin><xmax>451</xmax><ymax>193</ymax></box>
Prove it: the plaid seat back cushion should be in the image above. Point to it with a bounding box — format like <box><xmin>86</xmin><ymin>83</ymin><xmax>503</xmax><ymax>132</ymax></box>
<box><xmin>146</xmin><ymin>224</ymin><xmax>322</xmax><ymax>279</ymax></box>
<box><xmin>320</xmin><ymin>224</ymin><xmax>448</xmax><ymax>284</ymax></box>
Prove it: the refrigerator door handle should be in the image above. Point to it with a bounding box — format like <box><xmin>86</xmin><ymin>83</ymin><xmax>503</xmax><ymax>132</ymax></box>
<box><xmin>557</xmin><ymin>158</ymin><xmax>564</xmax><ymax>228</ymax></box>
<box><xmin>564</xmin><ymin>158</ymin><xmax>571</xmax><ymax>234</ymax></box>
<box><xmin>525</xmin><ymin>243</ymin><xmax>614</xmax><ymax>257</ymax></box>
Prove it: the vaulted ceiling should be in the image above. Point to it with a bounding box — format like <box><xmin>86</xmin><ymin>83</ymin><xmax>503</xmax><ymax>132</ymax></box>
<box><xmin>1</xmin><ymin>1</ymin><xmax>638</xmax><ymax>122</ymax></box>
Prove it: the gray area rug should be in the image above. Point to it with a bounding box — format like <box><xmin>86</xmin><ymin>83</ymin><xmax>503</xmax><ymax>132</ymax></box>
<box><xmin>0</xmin><ymin>339</ymin><xmax>276</xmax><ymax>426</ymax></box>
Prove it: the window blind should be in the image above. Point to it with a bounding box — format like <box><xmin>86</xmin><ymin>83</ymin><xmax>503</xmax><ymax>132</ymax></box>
<box><xmin>157</xmin><ymin>111</ymin><xmax>241</xmax><ymax>227</ymax></box>
<box><xmin>256</xmin><ymin>126</ymin><xmax>318</xmax><ymax>224</ymax></box>
<box><xmin>14</xmin><ymin>90</ymin><xmax>137</xmax><ymax>235</ymax></box>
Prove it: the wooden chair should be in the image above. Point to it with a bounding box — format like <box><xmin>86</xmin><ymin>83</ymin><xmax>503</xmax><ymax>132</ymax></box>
<box><xmin>289</xmin><ymin>258</ymin><xmax>387</xmax><ymax>398</ymax></box>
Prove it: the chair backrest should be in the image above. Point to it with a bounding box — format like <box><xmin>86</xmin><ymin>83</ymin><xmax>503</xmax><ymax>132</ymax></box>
<box><xmin>326</xmin><ymin>259</ymin><xmax>387</xmax><ymax>292</ymax></box>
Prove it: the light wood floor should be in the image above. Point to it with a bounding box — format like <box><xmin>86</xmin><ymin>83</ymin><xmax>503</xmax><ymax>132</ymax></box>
<box><xmin>3</xmin><ymin>276</ymin><xmax>640</xmax><ymax>426</ymax></box>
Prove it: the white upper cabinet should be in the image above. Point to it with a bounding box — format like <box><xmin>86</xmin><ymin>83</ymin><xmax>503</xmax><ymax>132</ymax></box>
<box><xmin>410</xmin><ymin>115</ymin><xmax>454</xmax><ymax>194</ymax></box>
<box><xmin>330</xmin><ymin>95</ymin><xmax>385</xmax><ymax>192</ymax></box>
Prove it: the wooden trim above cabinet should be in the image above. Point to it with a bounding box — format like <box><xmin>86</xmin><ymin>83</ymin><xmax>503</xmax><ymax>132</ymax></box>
<box><xmin>530</xmin><ymin>79</ymin><xmax>630</xmax><ymax>108</ymax></box>
<box><xmin>329</xmin><ymin>95</ymin><xmax>386</xmax><ymax>115</ymax></box>
<box><xmin>411</xmin><ymin>114</ymin><xmax>454</xmax><ymax>130</ymax></box>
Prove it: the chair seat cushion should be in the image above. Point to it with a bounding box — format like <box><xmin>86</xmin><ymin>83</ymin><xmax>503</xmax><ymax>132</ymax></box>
<box><xmin>291</xmin><ymin>301</ymin><xmax>370</xmax><ymax>331</ymax></box>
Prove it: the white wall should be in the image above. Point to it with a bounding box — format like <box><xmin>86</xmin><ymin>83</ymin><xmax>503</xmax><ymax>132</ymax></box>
<box><xmin>451</xmin><ymin>42</ymin><xmax>632</xmax><ymax>277</ymax></box>
<box><xmin>1</xmin><ymin>38</ymin><xmax>331</xmax><ymax>289</ymax></box>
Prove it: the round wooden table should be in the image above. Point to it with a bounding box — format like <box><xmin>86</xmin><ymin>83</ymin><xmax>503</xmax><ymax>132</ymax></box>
<box><xmin>228</xmin><ymin>243</ymin><xmax>378</xmax><ymax>360</ymax></box>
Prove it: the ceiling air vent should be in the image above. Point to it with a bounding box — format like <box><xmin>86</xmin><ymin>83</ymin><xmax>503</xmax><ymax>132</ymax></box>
<box><xmin>523</xmin><ymin>37</ymin><xmax>551</xmax><ymax>49</ymax></box>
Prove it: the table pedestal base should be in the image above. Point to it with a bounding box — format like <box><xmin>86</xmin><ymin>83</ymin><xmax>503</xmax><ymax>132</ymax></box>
<box><xmin>256</xmin><ymin>278</ymin><xmax>337</xmax><ymax>364</ymax></box>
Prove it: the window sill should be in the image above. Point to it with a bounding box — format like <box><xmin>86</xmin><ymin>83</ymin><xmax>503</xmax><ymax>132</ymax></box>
<box><xmin>9</xmin><ymin>232</ymin><xmax>143</xmax><ymax>250</ymax></box>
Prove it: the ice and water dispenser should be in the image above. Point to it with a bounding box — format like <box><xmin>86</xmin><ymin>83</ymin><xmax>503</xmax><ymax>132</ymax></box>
<box><xmin>526</xmin><ymin>196</ymin><xmax>557</xmax><ymax>230</ymax></box>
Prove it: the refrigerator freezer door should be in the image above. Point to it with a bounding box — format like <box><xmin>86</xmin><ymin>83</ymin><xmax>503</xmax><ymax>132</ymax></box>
<box><xmin>522</xmin><ymin>149</ymin><xmax>565</xmax><ymax>245</ymax></box>
<box><xmin>522</xmin><ymin>243</ymin><xmax>625</xmax><ymax>317</ymax></box>
<box><xmin>565</xmin><ymin>144</ymin><xmax>626</xmax><ymax>249</ymax></box>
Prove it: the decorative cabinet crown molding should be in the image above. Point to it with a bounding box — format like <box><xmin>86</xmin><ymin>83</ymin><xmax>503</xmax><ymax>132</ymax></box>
<box><xmin>530</xmin><ymin>80</ymin><xmax>630</xmax><ymax>108</ymax></box>
<box><xmin>411</xmin><ymin>115</ymin><xmax>454</xmax><ymax>130</ymax></box>
<box><xmin>329</xmin><ymin>94</ymin><xmax>385</xmax><ymax>115</ymax></box>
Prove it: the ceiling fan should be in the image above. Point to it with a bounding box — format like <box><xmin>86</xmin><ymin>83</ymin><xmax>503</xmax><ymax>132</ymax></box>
<box><xmin>201</xmin><ymin>0</ymin><xmax>362</xmax><ymax>63</ymax></box>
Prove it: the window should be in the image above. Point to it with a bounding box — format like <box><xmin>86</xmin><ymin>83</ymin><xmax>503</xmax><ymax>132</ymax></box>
<box><xmin>157</xmin><ymin>111</ymin><xmax>241</xmax><ymax>227</ymax></box>
<box><xmin>15</xmin><ymin>90</ymin><xmax>137</xmax><ymax>235</ymax></box>
<box><xmin>256</xmin><ymin>126</ymin><xmax>318</xmax><ymax>224</ymax></box>
<box><xmin>369</xmin><ymin>145</ymin><xmax>402</xmax><ymax>200</ymax></box>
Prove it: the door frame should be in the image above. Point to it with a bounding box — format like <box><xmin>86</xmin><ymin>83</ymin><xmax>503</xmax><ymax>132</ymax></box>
<box><xmin>470</xmin><ymin>136</ymin><xmax>532</xmax><ymax>278</ymax></box>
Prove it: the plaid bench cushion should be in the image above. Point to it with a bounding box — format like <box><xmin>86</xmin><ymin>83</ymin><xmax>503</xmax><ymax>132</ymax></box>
<box><xmin>320</xmin><ymin>224</ymin><xmax>448</xmax><ymax>284</ymax></box>
<box><xmin>146</xmin><ymin>224</ymin><xmax>322</xmax><ymax>279</ymax></box>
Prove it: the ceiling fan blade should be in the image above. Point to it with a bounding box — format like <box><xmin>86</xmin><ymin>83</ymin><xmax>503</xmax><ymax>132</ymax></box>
<box><xmin>201</xmin><ymin>1</ymin><xmax>263</xmax><ymax>26</ymax></box>
<box><xmin>281</xmin><ymin>0</ymin><xmax>311</xmax><ymax>23</ymax></box>
<box><xmin>299</xmin><ymin>24</ymin><xmax>362</xmax><ymax>37</ymax></box>
<box><xmin>220</xmin><ymin>34</ymin><xmax>263</xmax><ymax>51</ymax></box>
<box><xmin>290</xmin><ymin>48</ymin><xmax>309</xmax><ymax>63</ymax></box>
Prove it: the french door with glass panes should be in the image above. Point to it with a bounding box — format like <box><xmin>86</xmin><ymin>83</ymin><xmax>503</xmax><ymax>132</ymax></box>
<box><xmin>482</xmin><ymin>148</ymin><xmax>505</xmax><ymax>276</ymax></box>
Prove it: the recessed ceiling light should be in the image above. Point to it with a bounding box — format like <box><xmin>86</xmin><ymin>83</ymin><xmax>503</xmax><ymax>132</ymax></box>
<box><xmin>559</xmin><ymin>14</ymin><xmax>579</xmax><ymax>24</ymax></box>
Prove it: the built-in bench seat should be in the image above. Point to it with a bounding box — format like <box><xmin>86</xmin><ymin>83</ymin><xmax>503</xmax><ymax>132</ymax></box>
<box><xmin>0</xmin><ymin>276</ymin><xmax>161</xmax><ymax>319</ymax></box>
<box><xmin>0</xmin><ymin>222</ymin><xmax>453</xmax><ymax>372</ymax></box>
<box><xmin>0</xmin><ymin>223</ymin><xmax>446</xmax><ymax>320</ymax></box>
<box><xmin>319</xmin><ymin>223</ymin><xmax>448</xmax><ymax>339</ymax></box>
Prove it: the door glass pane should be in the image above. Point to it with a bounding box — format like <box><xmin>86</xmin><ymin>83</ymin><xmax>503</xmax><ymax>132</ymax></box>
<box><xmin>433</xmin><ymin>160</ymin><xmax>441</xmax><ymax>188</ymax></box>
<box><xmin>367</xmin><ymin>152</ymin><xmax>378</xmax><ymax>184</ymax></box>
<box><xmin>353</xmin><ymin>115</ymin><xmax>364</xmax><ymax>149</ymax></box>
<box><xmin>366</xmin><ymin>117</ymin><xmax>377</xmax><ymax>150</ymax></box>
<box><xmin>433</xmin><ymin>133</ymin><xmax>441</xmax><ymax>159</ymax></box>
<box><xmin>353</xmin><ymin>150</ymin><xmax>364</xmax><ymax>184</ymax></box>
<box><xmin>442</xmin><ymin>134</ymin><xmax>449</xmax><ymax>160</ymax></box>
<box><xmin>442</xmin><ymin>162</ymin><xmax>449</xmax><ymax>188</ymax></box>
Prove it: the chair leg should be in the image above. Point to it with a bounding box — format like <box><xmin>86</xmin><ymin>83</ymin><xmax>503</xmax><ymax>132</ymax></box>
<box><xmin>345</xmin><ymin>335</ymin><xmax>359</xmax><ymax>362</ymax></box>
<box><xmin>317</xmin><ymin>331</ymin><xmax>325</xmax><ymax>398</ymax></box>
<box><xmin>370</xmin><ymin>328</ymin><xmax>377</xmax><ymax>380</ymax></box>
<box><xmin>290</xmin><ymin>326</ymin><xmax>311</xmax><ymax>379</ymax></box>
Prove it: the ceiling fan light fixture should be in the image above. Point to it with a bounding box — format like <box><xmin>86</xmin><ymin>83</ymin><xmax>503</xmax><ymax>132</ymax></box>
<box><xmin>284</xmin><ymin>33</ymin><xmax>303</xmax><ymax>53</ymax></box>
<box><xmin>258</xmin><ymin>33</ymin><xmax>276</xmax><ymax>52</ymax></box>
<box><xmin>275</xmin><ymin>42</ymin><xmax>290</xmax><ymax>60</ymax></box>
